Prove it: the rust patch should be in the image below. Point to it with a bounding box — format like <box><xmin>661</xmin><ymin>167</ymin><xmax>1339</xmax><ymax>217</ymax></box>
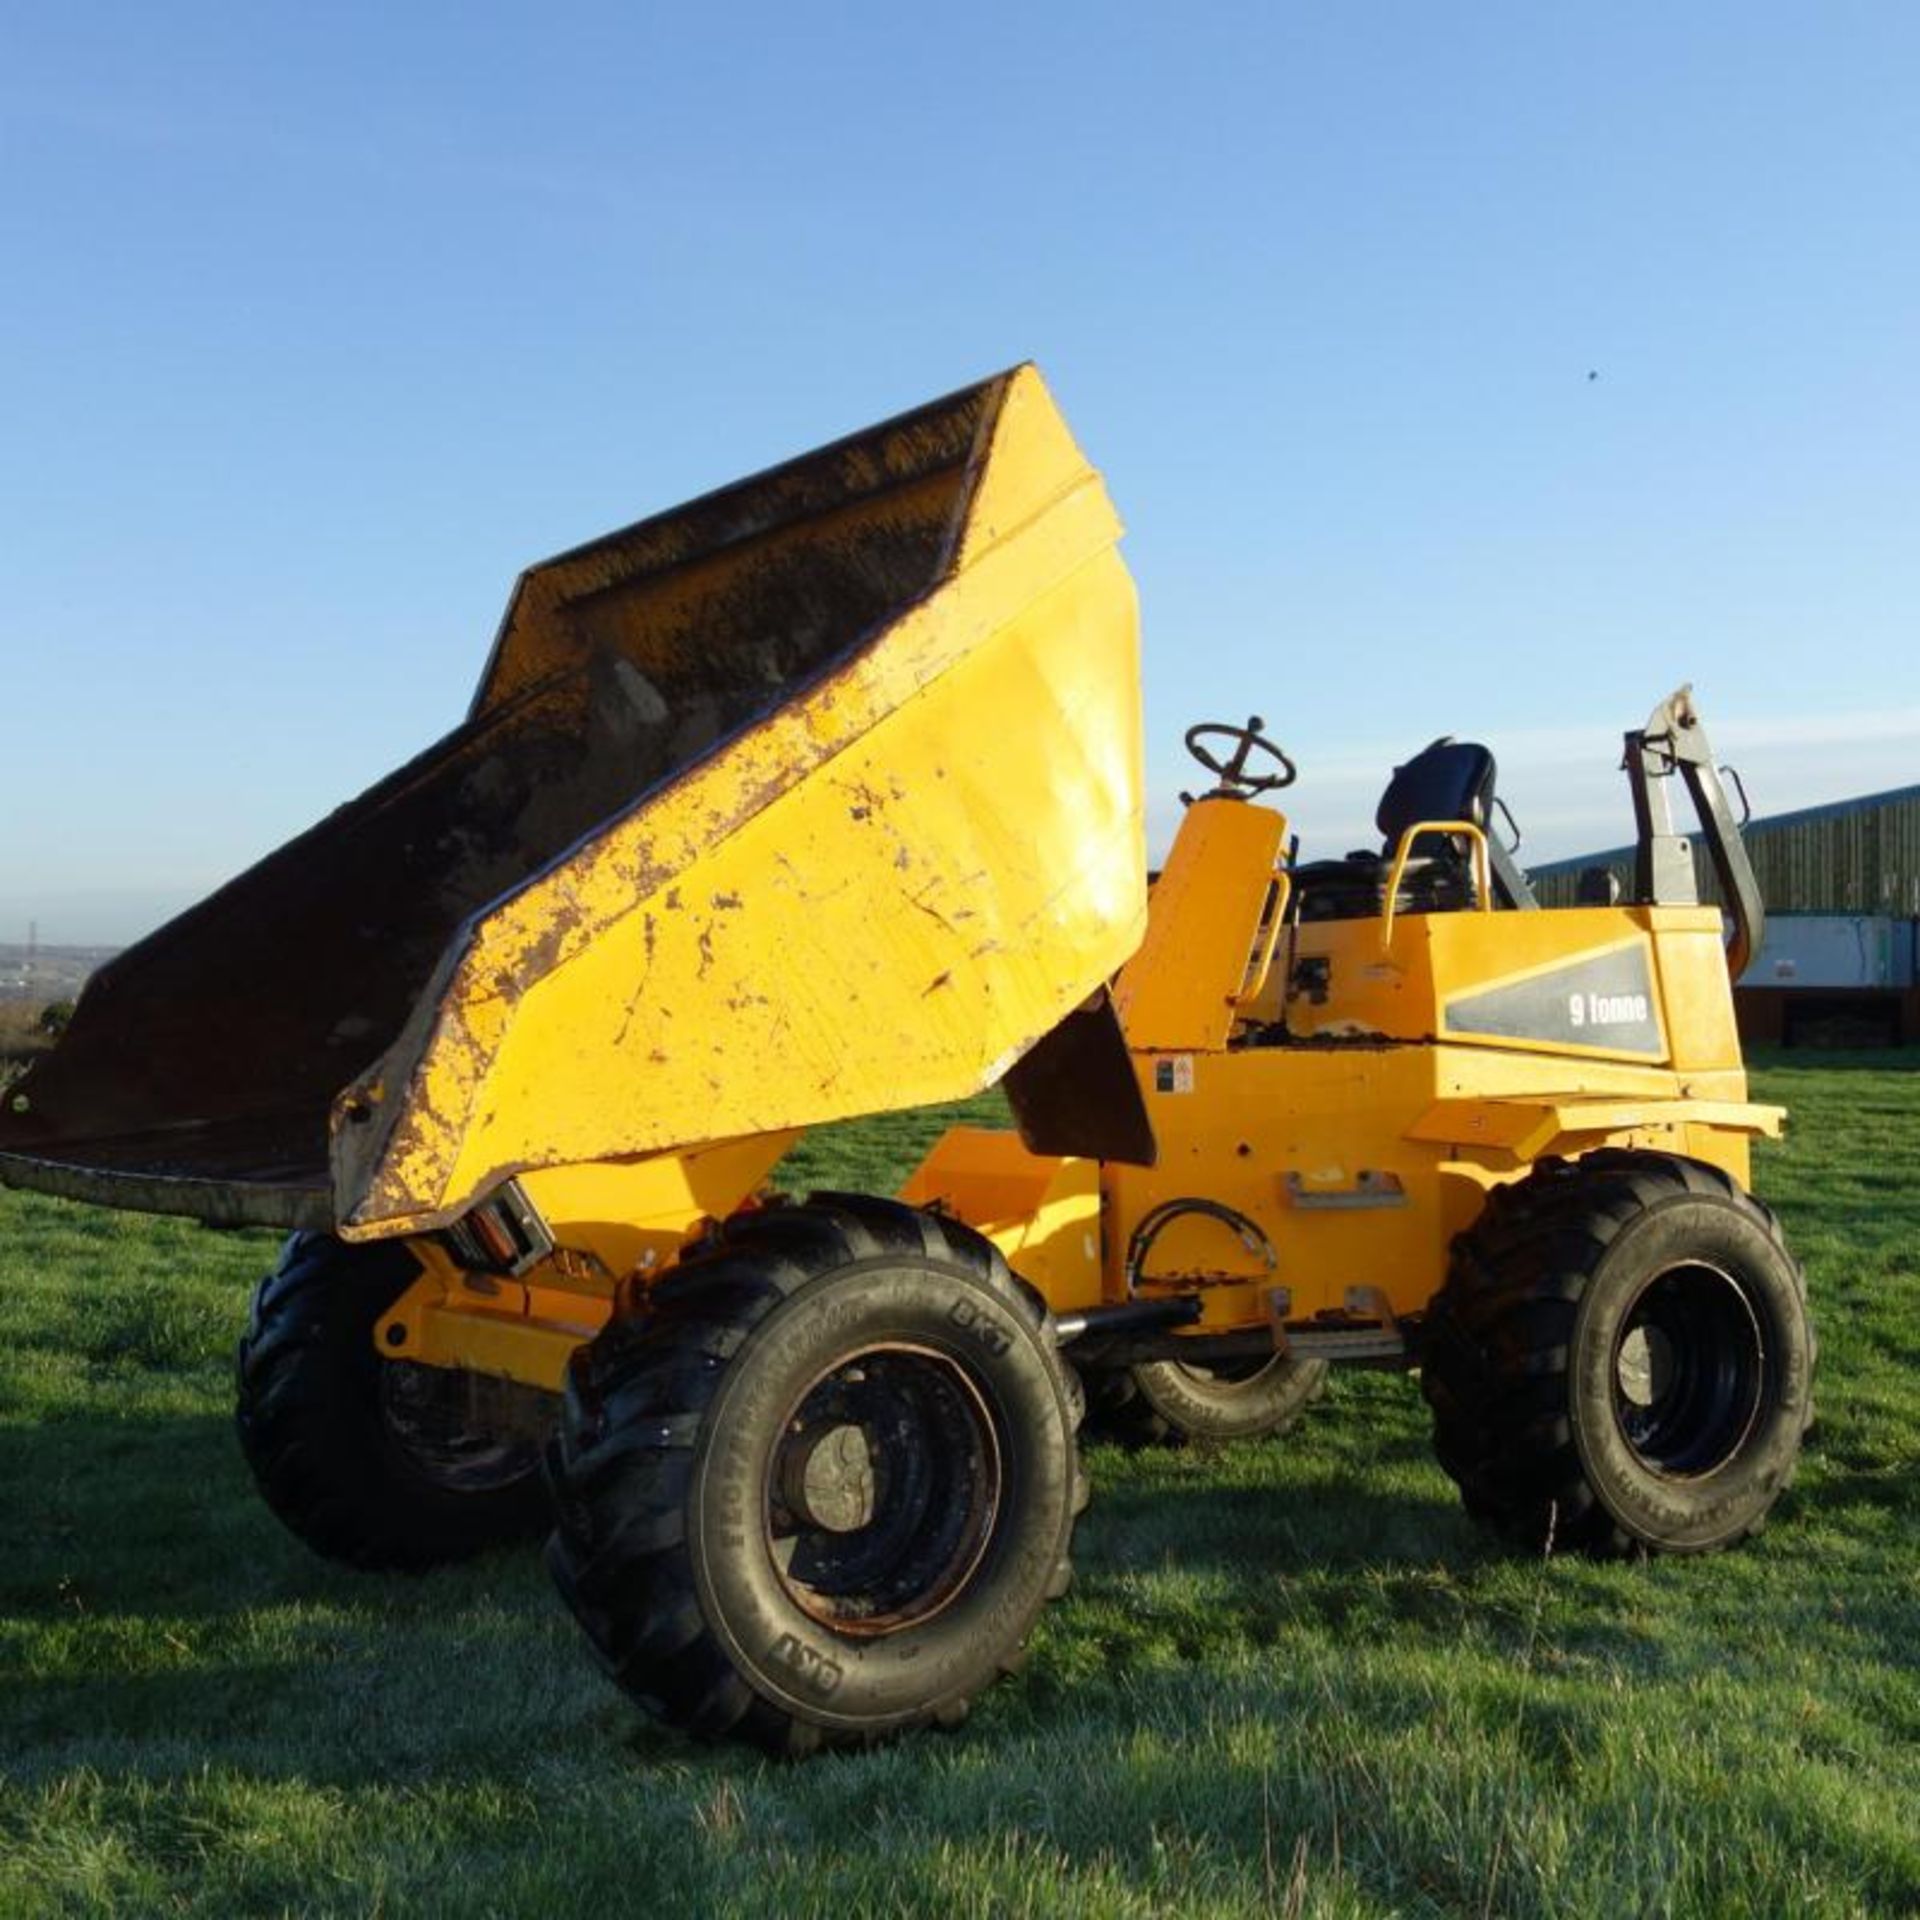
<box><xmin>843</xmin><ymin>777</ymin><xmax>890</xmax><ymax>821</ymax></box>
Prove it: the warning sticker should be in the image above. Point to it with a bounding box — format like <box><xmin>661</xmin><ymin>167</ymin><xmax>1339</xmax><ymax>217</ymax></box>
<box><xmin>1153</xmin><ymin>1056</ymin><xmax>1196</xmax><ymax>1095</ymax></box>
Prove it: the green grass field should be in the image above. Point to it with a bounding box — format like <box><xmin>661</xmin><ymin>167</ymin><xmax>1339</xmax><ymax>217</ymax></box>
<box><xmin>3</xmin><ymin>1058</ymin><xmax>1917</xmax><ymax>1918</ymax></box>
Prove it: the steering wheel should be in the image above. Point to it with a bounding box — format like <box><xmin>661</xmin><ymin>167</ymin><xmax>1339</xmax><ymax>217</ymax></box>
<box><xmin>1183</xmin><ymin>715</ymin><xmax>1297</xmax><ymax>794</ymax></box>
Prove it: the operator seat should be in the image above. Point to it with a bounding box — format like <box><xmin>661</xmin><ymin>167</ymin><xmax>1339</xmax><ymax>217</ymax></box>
<box><xmin>1293</xmin><ymin>737</ymin><xmax>1539</xmax><ymax>923</ymax></box>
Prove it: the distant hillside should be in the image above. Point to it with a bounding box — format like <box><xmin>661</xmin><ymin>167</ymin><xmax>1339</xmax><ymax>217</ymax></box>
<box><xmin>0</xmin><ymin>944</ymin><xmax>119</xmax><ymax>1004</ymax></box>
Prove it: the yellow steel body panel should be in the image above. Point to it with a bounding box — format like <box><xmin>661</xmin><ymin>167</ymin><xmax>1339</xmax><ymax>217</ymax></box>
<box><xmin>1113</xmin><ymin>797</ymin><xmax>1287</xmax><ymax>1050</ymax></box>
<box><xmin>899</xmin><ymin>1127</ymin><xmax>1102</xmax><ymax>1303</ymax></box>
<box><xmin>1103</xmin><ymin>1045</ymin><xmax>1484</xmax><ymax>1329</ymax></box>
<box><xmin>1112</xmin><ymin>1042</ymin><xmax>1756</xmax><ymax>1327</ymax></box>
<box><xmin>334</xmin><ymin>368</ymin><xmax>1146</xmax><ymax>1235</ymax></box>
<box><xmin>1404</xmin><ymin>1095</ymin><xmax>1779</xmax><ymax>1164</ymax></box>
<box><xmin>1644</xmin><ymin>908</ymin><xmax>1751</xmax><ymax>1072</ymax></box>
<box><xmin>1275</xmin><ymin>905</ymin><xmax>1739</xmax><ymax>1062</ymax></box>
<box><xmin>516</xmin><ymin>1134</ymin><xmax>798</xmax><ymax>1278</ymax></box>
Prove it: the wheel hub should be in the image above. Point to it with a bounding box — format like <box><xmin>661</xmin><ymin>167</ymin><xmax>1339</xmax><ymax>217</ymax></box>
<box><xmin>1611</xmin><ymin>1261</ymin><xmax>1767</xmax><ymax>1478</ymax></box>
<box><xmin>1615</xmin><ymin>1325</ymin><xmax>1675</xmax><ymax>1408</ymax></box>
<box><xmin>765</xmin><ymin>1344</ymin><xmax>1002</xmax><ymax>1635</ymax></box>
<box><xmin>782</xmin><ymin>1421</ymin><xmax>879</xmax><ymax>1534</ymax></box>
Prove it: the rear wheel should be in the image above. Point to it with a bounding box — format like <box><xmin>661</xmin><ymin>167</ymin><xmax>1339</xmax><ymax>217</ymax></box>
<box><xmin>1422</xmin><ymin>1151</ymin><xmax>1814</xmax><ymax>1556</ymax></box>
<box><xmin>1087</xmin><ymin>1352</ymin><xmax>1327</xmax><ymax>1447</ymax></box>
<box><xmin>545</xmin><ymin>1196</ymin><xmax>1084</xmax><ymax>1754</ymax></box>
<box><xmin>236</xmin><ymin>1233</ymin><xmax>554</xmax><ymax>1570</ymax></box>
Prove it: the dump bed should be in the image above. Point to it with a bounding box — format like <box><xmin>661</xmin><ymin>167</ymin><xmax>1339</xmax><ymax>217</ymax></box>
<box><xmin>0</xmin><ymin>367</ymin><xmax>1145</xmax><ymax>1234</ymax></box>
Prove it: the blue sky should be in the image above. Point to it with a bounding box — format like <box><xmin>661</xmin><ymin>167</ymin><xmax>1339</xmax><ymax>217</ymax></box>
<box><xmin>4</xmin><ymin>2</ymin><xmax>1917</xmax><ymax>944</ymax></box>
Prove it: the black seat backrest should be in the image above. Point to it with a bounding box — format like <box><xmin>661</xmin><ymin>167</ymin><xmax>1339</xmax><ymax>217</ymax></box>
<box><xmin>1373</xmin><ymin>736</ymin><xmax>1538</xmax><ymax>912</ymax></box>
<box><xmin>1291</xmin><ymin>735</ymin><xmax>1538</xmax><ymax>922</ymax></box>
<box><xmin>1375</xmin><ymin>738</ymin><xmax>1496</xmax><ymax>845</ymax></box>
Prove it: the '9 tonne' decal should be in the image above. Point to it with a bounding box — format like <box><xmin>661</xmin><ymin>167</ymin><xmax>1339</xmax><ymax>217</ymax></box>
<box><xmin>1445</xmin><ymin>947</ymin><xmax>1664</xmax><ymax>1057</ymax></box>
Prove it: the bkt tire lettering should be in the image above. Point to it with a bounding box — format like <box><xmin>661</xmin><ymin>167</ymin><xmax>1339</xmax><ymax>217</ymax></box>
<box><xmin>946</xmin><ymin>1297</ymin><xmax>1013</xmax><ymax>1356</ymax></box>
<box><xmin>768</xmin><ymin>1631</ymin><xmax>844</xmax><ymax>1696</ymax></box>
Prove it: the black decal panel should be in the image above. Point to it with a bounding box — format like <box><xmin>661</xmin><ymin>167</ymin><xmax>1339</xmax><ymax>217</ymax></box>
<box><xmin>1444</xmin><ymin>946</ymin><xmax>1664</xmax><ymax>1057</ymax></box>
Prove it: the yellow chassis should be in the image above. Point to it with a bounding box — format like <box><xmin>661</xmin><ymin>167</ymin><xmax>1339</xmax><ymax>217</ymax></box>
<box><xmin>377</xmin><ymin>789</ymin><xmax>1779</xmax><ymax>1392</ymax></box>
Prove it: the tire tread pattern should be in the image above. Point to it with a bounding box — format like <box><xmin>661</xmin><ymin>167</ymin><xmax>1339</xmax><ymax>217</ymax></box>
<box><xmin>545</xmin><ymin>1194</ymin><xmax>1083</xmax><ymax>1755</ymax></box>
<box><xmin>1421</xmin><ymin>1149</ymin><xmax>1813</xmax><ymax>1557</ymax></box>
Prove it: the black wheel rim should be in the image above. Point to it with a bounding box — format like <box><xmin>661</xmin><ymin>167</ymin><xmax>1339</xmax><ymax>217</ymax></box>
<box><xmin>1611</xmin><ymin>1261</ymin><xmax>1767</xmax><ymax>1477</ymax></box>
<box><xmin>764</xmin><ymin>1343</ymin><xmax>1002</xmax><ymax>1636</ymax></box>
<box><xmin>378</xmin><ymin>1362</ymin><xmax>546</xmax><ymax>1494</ymax></box>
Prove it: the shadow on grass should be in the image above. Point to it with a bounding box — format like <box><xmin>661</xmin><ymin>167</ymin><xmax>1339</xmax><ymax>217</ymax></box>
<box><xmin>0</xmin><ymin>1403</ymin><xmax>1471</xmax><ymax>1792</ymax></box>
<box><xmin>1</xmin><ymin>1404</ymin><xmax>668</xmax><ymax>1790</ymax></box>
<box><xmin>0</xmin><ymin>1364</ymin><xmax>1894</xmax><ymax>1801</ymax></box>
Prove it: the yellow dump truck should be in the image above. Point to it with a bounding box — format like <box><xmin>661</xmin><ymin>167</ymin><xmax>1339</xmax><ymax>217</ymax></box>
<box><xmin>0</xmin><ymin>367</ymin><xmax>1813</xmax><ymax>1755</ymax></box>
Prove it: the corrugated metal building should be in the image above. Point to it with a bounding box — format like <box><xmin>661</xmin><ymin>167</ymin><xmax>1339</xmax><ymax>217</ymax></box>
<box><xmin>1530</xmin><ymin>782</ymin><xmax>1920</xmax><ymax>915</ymax></box>
<box><xmin>1529</xmin><ymin>783</ymin><xmax>1920</xmax><ymax>1043</ymax></box>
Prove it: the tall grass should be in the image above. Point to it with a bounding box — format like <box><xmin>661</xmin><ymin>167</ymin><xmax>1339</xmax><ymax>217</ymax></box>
<box><xmin>1</xmin><ymin>1056</ymin><xmax>1916</xmax><ymax>1916</ymax></box>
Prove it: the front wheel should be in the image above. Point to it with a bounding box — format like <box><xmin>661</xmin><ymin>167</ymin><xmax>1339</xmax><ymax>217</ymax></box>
<box><xmin>1422</xmin><ymin>1151</ymin><xmax>1815</xmax><ymax>1557</ymax></box>
<box><xmin>545</xmin><ymin>1196</ymin><xmax>1084</xmax><ymax>1754</ymax></box>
